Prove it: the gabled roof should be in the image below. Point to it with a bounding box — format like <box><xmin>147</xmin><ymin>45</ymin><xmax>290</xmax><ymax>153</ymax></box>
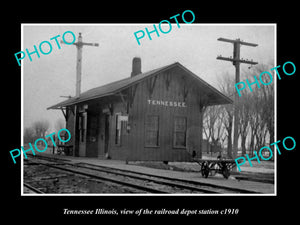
<box><xmin>47</xmin><ymin>62</ymin><xmax>232</xmax><ymax>110</ymax></box>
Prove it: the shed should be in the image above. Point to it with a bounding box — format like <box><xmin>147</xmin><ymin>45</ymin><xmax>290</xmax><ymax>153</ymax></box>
<box><xmin>48</xmin><ymin>58</ymin><xmax>232</xmax><ymax>162</ymax></box>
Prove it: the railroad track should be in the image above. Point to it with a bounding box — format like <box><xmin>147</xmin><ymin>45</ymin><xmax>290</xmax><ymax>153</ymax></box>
<box><xmin>24</xmin><ymin>155</ymin><xmax>260</xmax><ymax>194</ymax></box>
<box><xmin>74</xmin><ymin>162</ymin><xmax>259</xmax><ymax>194</ymax></box>
<box><xmin>24</xmin><ymin>182</ymin><xmax>45</xmax><ymax>194</ymax></box>
<box><xmin>233</xmin><ymin>173</ymin><xmax>274</xmax><ymax>184</ymax></box>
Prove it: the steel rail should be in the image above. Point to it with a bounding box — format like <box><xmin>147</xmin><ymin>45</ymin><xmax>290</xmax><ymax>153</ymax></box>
<box><xmin>37</xmin><ymin>162</ymin><xmax>168</xmax><ymax>194</ymax></box>
<box><xmin>26</xmin><ymin>155</ymin><xmax>260</xmax><ymax>194</ymax></box>
<box><xmin>74</xmin><ymin>163</ymin><xmax>219</xmax><ymax>193</ymax></box>
<box><xmin>24</xmin><ymin>182</ymin><xmax>45</xmax><ymax>194</ymax></box>
<box><xmin>75</xmin><ymin>162</ymin><xmax>260</xmax><ymax>194</ymax></box>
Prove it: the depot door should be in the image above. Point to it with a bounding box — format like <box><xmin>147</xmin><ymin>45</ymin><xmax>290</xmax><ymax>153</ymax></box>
<box><xmin>104</xmin><ymin>113</ymin><xmax>110</xmax><ymax>156</ymax></box>
<box><xmin>78</xmin><ymin>112</ymin><xmax>87</xmax><ymax>156</ymax></box>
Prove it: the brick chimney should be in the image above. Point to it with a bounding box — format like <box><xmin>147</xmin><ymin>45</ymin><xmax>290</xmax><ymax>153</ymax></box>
<box><xmin>131</xmin><ymin>57</ymin><xmax>141</xmax><ymax>77</ymax></box>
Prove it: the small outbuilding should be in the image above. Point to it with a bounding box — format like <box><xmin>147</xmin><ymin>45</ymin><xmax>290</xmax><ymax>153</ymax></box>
<box><xmin>48</xmin><ymin>58</ymin><xmax>232</xmax><ymax>162</ymax></box>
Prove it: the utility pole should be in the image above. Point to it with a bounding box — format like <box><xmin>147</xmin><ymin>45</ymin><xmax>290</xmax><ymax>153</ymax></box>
<box><xmin>61</xmin><ymin>32</ymin><xmax>99</xmax><ymax>98</ymax></box>
<box><xmin>217</xmin><ymin>37</ymin><xmax>258</xmax><ymax>159</ymax></box>
<box><xmin>60</xmin><ymin>32</ymin><xmax>99</xmax><ymax>157</ymax></box>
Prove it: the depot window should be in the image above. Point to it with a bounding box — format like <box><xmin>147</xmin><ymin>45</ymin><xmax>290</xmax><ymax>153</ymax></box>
<box><xmin>145</xmin><ymin>115</ymin><xmax>159</xmax><ymax>147</ymax></box>
<box><xmin>115</xmin><ymin>113</ymin><xmax>129</xmax><ymax>146</ymax></box>
<box><xmin>173</xmin><ymin>116</ymin><xmax>187</xmax><ymax>148</ymax></box>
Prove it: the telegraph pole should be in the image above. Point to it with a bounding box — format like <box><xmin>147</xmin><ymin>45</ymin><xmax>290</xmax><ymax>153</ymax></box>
<box><xmin>60</xmin><ymin>32</ymin><xmax>99</xmax><ymax>157</ymax></box>
<box><xmin>61</xmin><ymin>32</ymin><xmax>99</xmax><ymax>98</ymax></box>
<box><xmin>217</xmin><ymin>38</ymin><xmax>258</xmax><ymax>159</ymax></box>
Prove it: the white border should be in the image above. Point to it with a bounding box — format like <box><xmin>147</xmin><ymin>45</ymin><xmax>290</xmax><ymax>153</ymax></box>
<box><xmin>21</xmin><ymin>23</ymin><xmax>277</xmax><ymax>197</ymax></box>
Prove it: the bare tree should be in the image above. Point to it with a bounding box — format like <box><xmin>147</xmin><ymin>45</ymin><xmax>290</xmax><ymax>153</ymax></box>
<box><xmin>256</xmin><ymin>63</ymin><xmax>274</xmax><ymax>147</ymax></box>
<box><xmin>216</xmin><ymin>62</ymin><xmax>274</xmax><ymax>158</ymax></box>
<box><xmin>248</xmin><ymin>92</ymin><xmax>261</xmax><ymax>156</ymax></box>
<box><xmin>237</xmin><ymin>91</ymin><xmax>251</xmax><ymax>155</ymax></box>
<box><xmin>203</xmin><ymin>107</ymin><xmax>213</xmax><ymax>154</ymax></box>
<box><xmin>32</xmin><ymin>120</ymin><xmax>50</xmax><ymax>139</ymax></box>
<box><xmin>218</xmin><ymin>72</ymin><xmax>235</xmax><ymax>158</ymax></box>
<box><xmin>24</xmin><ymin>127</ymin><xmax>36</xmax><ymax>143</ymax></box>
<box><xmin>244</xmin><ymin>63</ymin><xmax>274</xmax><ymax>155</ymax></box>
<box><xmin>203</xmin><ymin>105</ymin><xmax>225</xmax><ymax>155</ymax></box>
<box><xmin>211</xmin><ymin>107</ymin><xmax>225</xmax><ymax>150</ymax></box>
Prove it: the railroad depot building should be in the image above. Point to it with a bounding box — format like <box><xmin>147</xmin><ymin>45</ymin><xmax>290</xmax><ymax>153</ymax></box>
<box><xmin>48</xmin><ymin>58</ymin><xmax>232</xmax><ymax>162</ymax></box>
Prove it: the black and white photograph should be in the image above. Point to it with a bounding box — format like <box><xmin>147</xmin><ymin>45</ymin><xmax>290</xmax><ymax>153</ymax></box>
<box><xmin>4</xmin><ymin>6</ymin><xmax>298</xmax><ymax>221</ymax></box>
<box><xmin>21</xmin><ymin>24</ymin><xmax>275</xmax><ymax>195</ymax></box>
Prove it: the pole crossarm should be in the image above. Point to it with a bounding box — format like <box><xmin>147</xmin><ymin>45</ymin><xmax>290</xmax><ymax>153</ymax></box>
<box><xmin>216</xmin><ymin>56</ymin><xmax>258</xmax><ymax>65</ymax></box>
<box><xmin>60</xmin><ymin>41</ymin><xmax>99</xmax><ymax>47</ymax></box>
<box><xmin>73</xmin><ymin>42</ymin><xmax>99</xmax><ymax>48</ymax></box>
<box><xmin>217</xmin><ymin>37</ymin><xmax>258</xmax><ymax>47</ymax></box>
<box><xmin>60</xmin><ymin>32</ymin><xmax>99</xmax><ymax>98</ymax></box>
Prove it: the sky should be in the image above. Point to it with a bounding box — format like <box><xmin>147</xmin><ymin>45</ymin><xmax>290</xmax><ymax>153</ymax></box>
<box><xmin>22</xmin><ymin>24</ymin><xmax>275</xmax><ymax>131</ymax></box>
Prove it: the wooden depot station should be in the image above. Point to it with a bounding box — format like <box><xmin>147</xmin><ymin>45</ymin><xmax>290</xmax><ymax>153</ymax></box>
<box><xmin>48</xmin><ymin>57</ymin><xmax>232</xmax><ymax>164</ymax></box>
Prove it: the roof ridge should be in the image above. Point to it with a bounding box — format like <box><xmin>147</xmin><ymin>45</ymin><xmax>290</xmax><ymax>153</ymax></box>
<box><xmin>47</xmin><ymin>61</ymin><xmax>232</xmax><ymax>110</ymax></box>
<box><xmin>79</xmin><ymin>61</ymin><xmax>178</xmax><ymax>96</ymax></box>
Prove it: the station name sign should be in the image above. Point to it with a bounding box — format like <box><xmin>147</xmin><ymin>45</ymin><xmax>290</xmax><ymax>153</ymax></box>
<box><xmin>147</xmin><ymin>99</ymin><xmax>187</xmax><ymax>107</ymax></box>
